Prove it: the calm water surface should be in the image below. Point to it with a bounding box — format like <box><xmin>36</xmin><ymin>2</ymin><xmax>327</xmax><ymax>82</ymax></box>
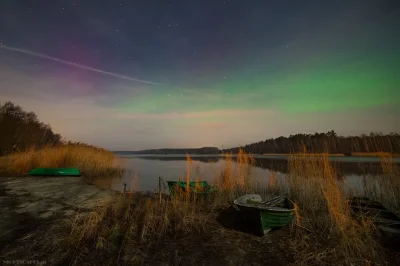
<box><xmin>88</xmin><ymin>154</ymin><xmax>400</xmax><ymax>195</ymax></box>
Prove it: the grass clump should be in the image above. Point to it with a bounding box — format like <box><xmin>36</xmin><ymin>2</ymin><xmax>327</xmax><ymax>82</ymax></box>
<box><xmin>0</xmin><ymin>144</ymin><xmax>124</xmax><ymax>177</ymax></box>
<box><xmin>45</xmin><ymin>193</ymin><xmax>211</xmax><ymax>265</ymax></box>
<box><xmin>284</xmin><ymin>153</ymin><xmax>384</xmax><ymax>265</ymax></box>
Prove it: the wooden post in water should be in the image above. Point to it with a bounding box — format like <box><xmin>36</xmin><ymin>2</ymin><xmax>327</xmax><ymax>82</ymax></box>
<box><xmin>158</xmin><ymin>177</ymin><xmax>162</xmax><ymax>204</ymax></box>
<box><xmin>123</xmin><ymin>183</ymin><xmax>127</xmax><ymax>195</ymax></box>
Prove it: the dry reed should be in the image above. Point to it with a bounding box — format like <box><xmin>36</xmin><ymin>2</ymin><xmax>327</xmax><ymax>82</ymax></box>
<box><xmin>0</xmin><ymin>144</ymin><xmax>125</xmax><ymax>177</ymax></box>
<box><xmin>285</xmin><ymin>153</ymin><xmax>384</xmax><ymax>265</ymax></box>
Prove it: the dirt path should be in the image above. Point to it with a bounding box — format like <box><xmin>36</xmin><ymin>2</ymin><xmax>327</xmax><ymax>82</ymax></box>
<box><xmin>0</xmin><ymin>176</ymin><xmax>116</xmax><ymax>262</ymax></box>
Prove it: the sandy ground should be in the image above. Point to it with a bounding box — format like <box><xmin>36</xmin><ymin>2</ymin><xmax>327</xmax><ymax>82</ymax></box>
<box><xmin>0</xmin><ymin>176</ymin><xmax>116</xmax><ymax>262</ymax></box>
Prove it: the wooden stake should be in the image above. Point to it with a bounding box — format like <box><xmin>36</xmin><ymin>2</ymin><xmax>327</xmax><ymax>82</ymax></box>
<box><xmin>159</xmin><ymin>176</ymin><xmax>162</xmax><ymax>204</ymax></box>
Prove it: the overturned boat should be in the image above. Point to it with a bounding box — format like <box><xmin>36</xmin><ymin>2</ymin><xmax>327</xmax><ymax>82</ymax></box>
<box><xmin>29</xmin><ymin>168</ymin><xmax>81</xmax><ymax>177</ymax></box>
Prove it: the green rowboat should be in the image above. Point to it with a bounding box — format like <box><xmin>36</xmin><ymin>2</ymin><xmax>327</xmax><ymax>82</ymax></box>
<box><xmin>167</xmin><ymin>180</ymin><xmax>215</xmax><ymax>199</ymax></box>
<box><xmin>234</xmin><ymin>194</ymin><xmax>295</xmax><ymax>235</ymax></box>
<box><xmin>28</xmin><ymin>168</ymin><xmax>81</xmax><ymax>177</ymax></box>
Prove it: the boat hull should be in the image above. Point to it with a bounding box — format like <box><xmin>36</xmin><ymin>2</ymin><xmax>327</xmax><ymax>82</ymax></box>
<box><xmin>236</xmin><ymin>204</ymin><xmax>294</xmax><ymax>235</ymax></box>
<box><xmin>379</xmin><ymin>223</ymin><xmax>400</xmax><ymax>241</ymax></box>
<box><xmin>234</xmin><ymin>196</ymin><xmax>295</xmax><ymax>236</ymax></box>
<box><xmin>28</xmin><ymin>168</ymin><xmax>81</xmax><ymax>177</ymax></box>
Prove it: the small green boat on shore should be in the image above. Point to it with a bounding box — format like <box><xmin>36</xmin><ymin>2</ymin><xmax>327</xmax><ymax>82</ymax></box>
<box><xmin>234</xmin><ymin>194</ymin><xmax>295</xmax><ymax>235</ymax></box>
<box><xmin>28</xmin><ymin>168</ymin><xmax>81</xmax><ymax>177</ymax></box>
<box><xmin>167</xmin><ymin>180</ymin><xmax>215</xmax><ymax>199</ymax></box>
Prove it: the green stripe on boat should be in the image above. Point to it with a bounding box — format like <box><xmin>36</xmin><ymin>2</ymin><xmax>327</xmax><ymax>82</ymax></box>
<box><xmin>28</xmin><ymin>168</ymin><xmax>81</xmax><ymax>176</ymax></box>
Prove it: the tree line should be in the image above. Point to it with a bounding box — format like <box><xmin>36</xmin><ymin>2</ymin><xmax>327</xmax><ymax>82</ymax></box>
<box><xmin>2</xmin><ymin>101</ymin><xmax>399</xmax><ymax>156</ymax></box>
<box><xmin>223</xmin><ymin>130</ymin><xmax>400</xmax><ymax>155</ymax></box>
<box><xmin>0</xmin><ymin>101</ymin><xmax>62</xmax><ymax>156</ymax></box>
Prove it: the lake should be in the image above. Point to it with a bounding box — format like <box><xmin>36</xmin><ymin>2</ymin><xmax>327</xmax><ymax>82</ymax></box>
<box><xmin>87</xmin><ymin>154</ymin><xmax>400</xmax><ymax>195</ymax></box>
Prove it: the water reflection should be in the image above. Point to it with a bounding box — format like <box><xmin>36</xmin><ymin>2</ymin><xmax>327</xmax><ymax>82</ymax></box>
<box><xmin>88</xmin><ymin>155</ymin><xmax>399</xmax><ymax>193</ymax></box>
<box><xmin>133</xmin><ymin>155</ymin><xmax>390</xmax><ymax>175</ymax></box>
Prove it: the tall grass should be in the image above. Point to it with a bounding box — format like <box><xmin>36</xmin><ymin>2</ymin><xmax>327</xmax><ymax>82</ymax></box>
<box><xmin>45</xmin><ymin>174</ymin><xmax>210</xmax><ymax>265</ymax></box>
<box><xmin>284</xmin><ymin>153</ymin><xmax>383</xmax><ymax>265</ymax></box>
<box><xmin>356</xmin><ymin>153</ymin><xmax>400</xmax><ymax>217</ymax></box>
<box><xmin>0</xmin><ymin>144</ymin><xmax>125</xmax><ymax>177</ymax></box>
<box><xmin>214</xmin><ymin>150</ymin><xmax>255</xmax><ymax>203</ymax></box>
<box><xmin>39</xmin><ymin>149</ymin><xmax>400</xmax><ymax>265</ymax></box>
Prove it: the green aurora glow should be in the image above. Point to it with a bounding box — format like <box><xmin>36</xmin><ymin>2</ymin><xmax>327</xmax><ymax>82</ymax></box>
<box><xmin>116</xmin><ymin>51</ymin><xmax>399</xmax><ymax>115</ymax></box>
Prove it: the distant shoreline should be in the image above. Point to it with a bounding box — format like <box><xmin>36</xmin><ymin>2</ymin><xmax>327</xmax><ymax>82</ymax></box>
<box><xmin>261</xmin><ymin>152</ymin><xmax>400</xmax><ymax>157</ymax></box>
<box><xmin>114</xmin><ymin>152</ymin><xmax>400</xmax><ymax>158</ymax></box>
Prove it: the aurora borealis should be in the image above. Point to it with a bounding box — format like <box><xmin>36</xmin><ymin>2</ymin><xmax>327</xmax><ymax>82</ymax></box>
<box><xmin>0</xmin><ymin>1</ymin><xmax>399</xmax><ymax>150</ymax></box>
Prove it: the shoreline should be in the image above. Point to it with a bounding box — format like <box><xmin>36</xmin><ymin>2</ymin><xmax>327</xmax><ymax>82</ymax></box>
<box><xmin>115</xmin><ymin>152</ymin><xmax>400</xmax><ymax>157</ymax></box>
<box><xmin>263</xmin><ymin>152</ymin><xmax>400</xmax><ymax>157</ymax></box>
<box><xmin>1</xmin><ymin>171</ymin><xmax>399</xmax><ymax>265</ymax></box>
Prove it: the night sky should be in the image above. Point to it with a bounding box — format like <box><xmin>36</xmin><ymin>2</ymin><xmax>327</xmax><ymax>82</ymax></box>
<box><xmin>0</xmin><ymin>0</ymin><xmax>399</xmax><ymax>150</ymax></box>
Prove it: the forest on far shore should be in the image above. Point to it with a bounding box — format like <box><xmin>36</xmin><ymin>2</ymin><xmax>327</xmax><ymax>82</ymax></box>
<box><xmin>1</xmin><ymin>101</ymin><xmax>399</xmax><ymax>156</ymax></box>
<box><xmin>224</xmin><ymin>131</ymin><xmax>400</xmax><ymax>155</ymax></box>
